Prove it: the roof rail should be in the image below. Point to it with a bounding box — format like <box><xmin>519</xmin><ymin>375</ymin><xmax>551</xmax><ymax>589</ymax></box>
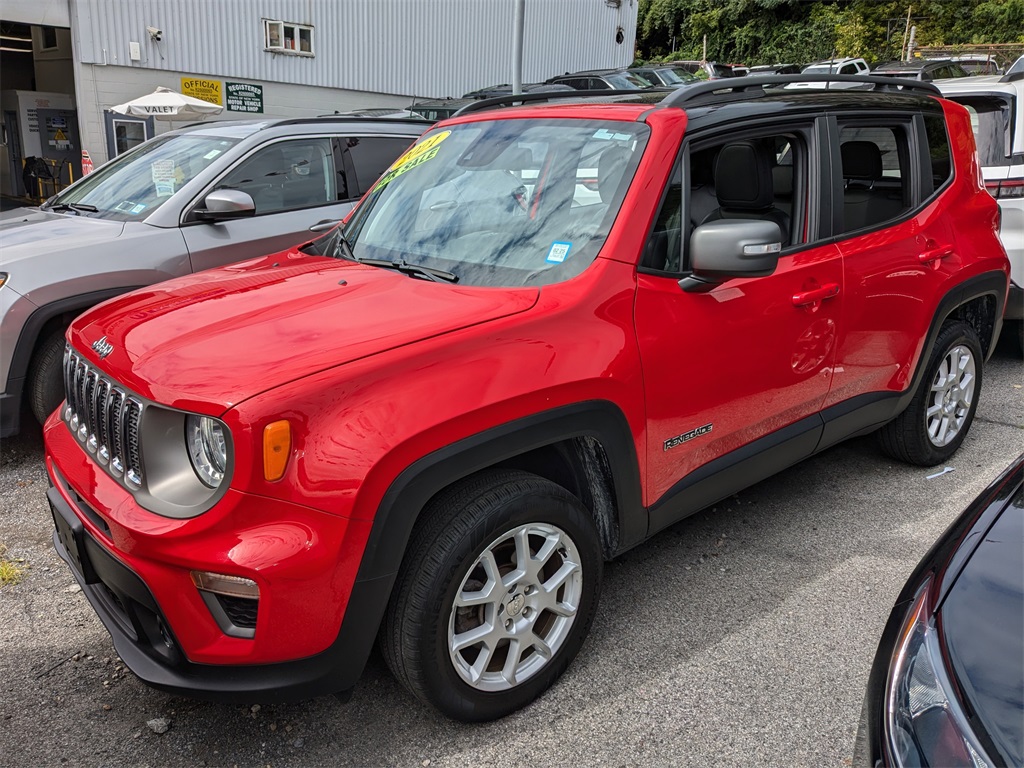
<box><xmin>451</xmin><ymin>89</ymin><xmax>669</xmax><ymax>117</ymax></box>
<box><xmin>448</xmin><ymin>75</ymin><xmax>941</xmax><ymax>120</ymax></box>
<box><xmin>658</xmin><ymin>74</ymin><xmax>941</xmax><ymax>108</ymax></box>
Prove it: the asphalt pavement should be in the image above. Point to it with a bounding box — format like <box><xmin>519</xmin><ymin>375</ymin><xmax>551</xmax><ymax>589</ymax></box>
<box><xmin>0</xmin><ymin>335</ymin><xmax>1020</xmax><ymax>768</ymax></box>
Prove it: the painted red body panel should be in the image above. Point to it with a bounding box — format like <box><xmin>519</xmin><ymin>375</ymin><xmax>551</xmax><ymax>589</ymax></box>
<box><xmin>69</xmin><ymin>255</ymin><xmax>539</xmax><ymax>415</ymax></box>
<box><xmin>46</xmin><ymin>415</ymin><xmax>372</xmax><ymax>663</ymax></box>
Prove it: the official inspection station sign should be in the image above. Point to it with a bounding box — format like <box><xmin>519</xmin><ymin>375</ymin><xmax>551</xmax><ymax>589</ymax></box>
<box><xmin>180</xmin><ymin>78</ymin><xmax>223</xmax><ymax>105</ymax></box>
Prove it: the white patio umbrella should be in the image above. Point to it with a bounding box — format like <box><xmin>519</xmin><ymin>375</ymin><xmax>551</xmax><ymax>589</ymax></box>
<box><xmin>110</xmin><ymin>86</ymin><xmax>224</xmax><ymax>121</ymax></box>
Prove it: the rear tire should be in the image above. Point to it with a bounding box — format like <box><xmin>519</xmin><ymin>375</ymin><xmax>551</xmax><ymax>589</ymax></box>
<box><xmin>380</xmin><ymin>469</ymin><xmax>602</xmax><ymax>722</ymax></box>
<box><xmin>27</xmin><ymin>328</ymin><xmax>67</xmax><ymax>426</ymax></box>
<box><xmin>878</xmin><ymin>320</ymin><xmax>983</xmax><ymax>466</ymax></box>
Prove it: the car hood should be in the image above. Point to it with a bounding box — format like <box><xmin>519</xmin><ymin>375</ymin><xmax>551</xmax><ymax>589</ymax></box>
<box><xmin>940</xmin><ymin>495</ymin><xmax>1024</xmax><ymax>768</ymax></box>
<box><xmin>0</xmin><ymin>208</ymin><xmax>126</xmax><ymax>269</ymax></box>
<box><xmin>69</xmin><ymin>252</ymin><xmax>540</xmax><ymax>413</ymax></box>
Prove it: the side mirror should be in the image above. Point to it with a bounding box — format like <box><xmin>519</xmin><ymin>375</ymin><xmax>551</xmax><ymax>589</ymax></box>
<box><xmin>680</xmin><ymin>219</ymin><xmax>782</xmax><ymax>292</ymax></box>
<box><xmin>194</xmin><ymin>189</ymin><xmax>257</xmax><ymax>221</ymax></box>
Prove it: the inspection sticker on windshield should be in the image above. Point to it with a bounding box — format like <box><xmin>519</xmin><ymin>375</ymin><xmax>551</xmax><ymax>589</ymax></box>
<box><xmin>374</xmin><ymin>130</ymin><xmax>451</xmax><ymax>190</ymax></box>
<box><xmin>546</xmin><ymin>241</ymin><xmax>572</xmax><ymax>263</ymax></box>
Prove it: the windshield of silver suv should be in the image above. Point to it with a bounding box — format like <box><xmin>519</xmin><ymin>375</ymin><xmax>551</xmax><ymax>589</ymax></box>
<box><xmin>42</xmin><ymin>133</ymin><xmax>240</xmax><ymax>221</ymax></box>
<box><xmin>329</xmin><ymin>119</ymin><xmax>649</xmax><ymax>288</ymax></box>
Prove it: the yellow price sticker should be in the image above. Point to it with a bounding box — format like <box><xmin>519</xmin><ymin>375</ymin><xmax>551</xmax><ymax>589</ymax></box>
<box><xmin>374</xmin><ymin>130</ymin><xmax>451</xmax><ymax>190</ymax></box>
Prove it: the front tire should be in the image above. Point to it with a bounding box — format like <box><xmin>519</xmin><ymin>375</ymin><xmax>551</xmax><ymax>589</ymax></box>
<box><xmin>878</xmin><ymin>320</ymin><xmax>983</xmax><ymax>466</ymax></box>
<box><xmin>380</xmin><ymin>470</ymin><xmax>603</xmax><ymax>721</ymax></box>
<box><xmin>27</xmin><ymin>328</ymin><xmax>67</xmax><ymax>426</ymax></box>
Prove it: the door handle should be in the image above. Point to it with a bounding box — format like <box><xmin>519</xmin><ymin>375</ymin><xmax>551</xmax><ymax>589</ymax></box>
<box><xmin>918</xmin><ymin>246</ymin><xmax>954</xmax><ymax>264</ymax></box>
<box><xmin>308</xmin><ymin>219</ymin><xmax>342</xmax><ymax>232</ymax></box>
<box><xmin>792</xmin><ymin>283</ymin><xmax>840</xmax><ymax>307</ymax></box>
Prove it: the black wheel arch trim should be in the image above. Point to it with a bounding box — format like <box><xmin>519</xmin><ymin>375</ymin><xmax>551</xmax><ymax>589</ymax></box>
<box><xmin>924</xmin><ymin>270</ymin><xmax>1006</xmax><ymax>365</ymax></box>
<box><xmin>358</xmin><ymin>399</ymin><xmax>644</xmax><ymax>585</ymax></box>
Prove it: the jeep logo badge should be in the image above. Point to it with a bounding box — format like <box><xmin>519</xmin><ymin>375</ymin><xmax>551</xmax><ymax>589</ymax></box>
<box><xmin>91</xmin><ymin>336</ymin><xmax>114</xmax><ymax>359</ymax></box>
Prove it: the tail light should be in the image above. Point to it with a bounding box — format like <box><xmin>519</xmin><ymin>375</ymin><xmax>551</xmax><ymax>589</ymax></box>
<box><xmin>985</xmin><ymin>178</ymin><xmax>1024</xmax><ymax>199</ymax></box>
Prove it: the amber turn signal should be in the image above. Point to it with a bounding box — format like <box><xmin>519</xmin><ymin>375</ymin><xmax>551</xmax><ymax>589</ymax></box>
<box><xmin>263</xmin><ymin>420</ymin><xmax>291</xmax><ymax>481</ymax></box>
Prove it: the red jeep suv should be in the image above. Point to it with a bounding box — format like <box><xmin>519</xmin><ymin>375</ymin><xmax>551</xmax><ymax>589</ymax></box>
<box><xmin>45</xmin><ymin>76</ymin><xmax>1010</xmax><ymax>722</ymax></box>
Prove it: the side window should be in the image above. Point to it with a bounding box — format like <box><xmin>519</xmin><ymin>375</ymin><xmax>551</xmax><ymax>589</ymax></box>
<box><xmin>837</xmin><ymin>124</ymin><xmax>912</xmax><ymax>233</ymax></box>
<box><xmin>840</xmin><ymin>64</ymin><xmax>857</xmax><ymax>75</ymax></box>
<box><xmin>589</xmin><ymin>79</ymin><xmax>611</xmax><ymax>91</ymax></box>
<box><xmin>642</xmin><ymin>130</ymin><xmax>808</xmax><ymax>273</ymax></box>
<box><xmin>344</xmin><ymin>136</ymin><xmax>416</xmax><ymax>197</ymax></box>
<box><xmin>217</xmin><ymin>138</ymin><xmax>335</xmax><ymax>214</ymax></box>
<box><xmin>923</xmin><ymin>114</ymin><xmax>953</xmax><ymax>193</ymax></box>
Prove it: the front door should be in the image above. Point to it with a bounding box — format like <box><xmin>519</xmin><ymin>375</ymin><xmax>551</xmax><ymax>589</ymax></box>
<box><xmin>635</xmin><ymin>121</ymin><xmax>842</xmax><ymax>516</ymax></box>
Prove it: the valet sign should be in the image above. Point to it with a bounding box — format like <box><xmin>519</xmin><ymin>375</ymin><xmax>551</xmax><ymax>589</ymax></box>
<box><xmin>225</xmin><ymin>82</ymin><xmax>264</xmax><ymax>114</ymax></box>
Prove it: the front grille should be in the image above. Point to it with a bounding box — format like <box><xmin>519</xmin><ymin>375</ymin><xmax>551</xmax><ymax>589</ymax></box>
<box><xmin>63</xmin><ymin>346</ymin><xmax>144</xmax><ymax>489</ymax></box>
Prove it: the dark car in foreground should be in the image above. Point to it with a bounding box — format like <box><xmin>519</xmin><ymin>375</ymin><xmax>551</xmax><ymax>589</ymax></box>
<box><xmin>857</xmin><ymin>455</ymin><xmax>1024</xmax><ymax>767</ymax></box>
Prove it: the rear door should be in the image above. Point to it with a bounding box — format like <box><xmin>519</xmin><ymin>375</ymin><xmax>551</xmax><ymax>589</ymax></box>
<box><xmin>824</xmin><ymin>111</ymin><xmax>959</xmax><ymax>410</ymax></box>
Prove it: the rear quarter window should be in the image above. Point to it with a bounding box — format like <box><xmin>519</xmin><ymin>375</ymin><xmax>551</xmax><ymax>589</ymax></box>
<box><xmin>924</xmin><ymin>114</ymin><xmax>953</xmax><ymax>191</ymax></box>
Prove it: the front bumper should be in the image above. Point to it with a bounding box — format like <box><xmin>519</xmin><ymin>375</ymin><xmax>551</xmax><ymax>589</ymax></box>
<box><xmin>45</xmin><ymin>412</ymin><xmax>387</xmax><ymax>703</ymax></box>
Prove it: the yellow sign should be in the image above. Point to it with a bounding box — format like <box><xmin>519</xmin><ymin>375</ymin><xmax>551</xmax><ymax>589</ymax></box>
<box><xmin>54</xmin><ymin>128</ymin><xmax>67</xmax><ymax>141</ymax></box>
<box><xmin>180</xmin><ymin>77</ymin><xmax>223</xmax><ymax>106</ymax></box>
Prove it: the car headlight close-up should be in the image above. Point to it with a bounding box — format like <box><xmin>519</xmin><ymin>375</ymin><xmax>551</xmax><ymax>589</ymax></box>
<box><xmin>186</xmin><ymin>414</ymin><xmax>228</xmax><ymax>488</ymax></box>
<box><xmin>885</xmin><ymin>581</ymin><xmax>992</xmax><ymax>768</ymax></box>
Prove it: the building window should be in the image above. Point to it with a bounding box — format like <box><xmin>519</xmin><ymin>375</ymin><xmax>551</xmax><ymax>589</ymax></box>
<box><xmin>263</xmin><ymin>19</ymin><xmax>314</xmax><ymax>56</ymax></box>
<box><xmin>41</xmin><ymin>26</ymin><xmax>58</xmax><ymax>50</ymax></box>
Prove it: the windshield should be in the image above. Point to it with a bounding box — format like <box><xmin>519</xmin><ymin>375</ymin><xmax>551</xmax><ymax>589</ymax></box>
<box><xmin>654</xmin><ymin>68</ymin><xmax>687</xmax><ymax>85</ymax></box>
<box><xmin>332</xmin><ymin>119</ymin><xmax>650</xmax><ymax>288</ymax></box>
<box><xmin>607</xmin><ymin>72</ymin><xmax>653</xmax><ymax>89</ymax></box>
<box><xmin>44</xmin><ymin>133</ymin><xmax>239</xmax><ymax>221</ymax></box>
<box><xmin>803</xmin><ymin>64</ymin><xmax>837</xmax><ymax>74</ymax></box>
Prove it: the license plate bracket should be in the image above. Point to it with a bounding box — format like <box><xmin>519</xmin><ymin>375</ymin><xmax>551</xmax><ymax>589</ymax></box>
<box><xmin>51</xmin><ymin>498</ymin><xmax>100</xmax><ymax>584</ymax></box>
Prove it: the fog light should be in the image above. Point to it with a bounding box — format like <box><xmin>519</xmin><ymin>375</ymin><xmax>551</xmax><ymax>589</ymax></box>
<box><xmin>190</xmin><ymin>571</ymin><xmax>259</xmax><ymax>599</ymax></box>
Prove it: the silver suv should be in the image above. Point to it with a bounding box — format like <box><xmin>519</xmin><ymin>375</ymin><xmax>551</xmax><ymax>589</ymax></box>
<box><xmin>0</xmin><ymin>116</ymin><xmax>428</xmax><ymax>437</ymax></box>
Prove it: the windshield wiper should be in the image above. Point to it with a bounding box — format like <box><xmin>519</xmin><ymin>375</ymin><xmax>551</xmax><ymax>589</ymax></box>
<box><xmin>357</xmin><ymin>258</ymin><xmax>459</xmax><ymax>284</ymax></box>
<box><xmin>46</xmin><ymin>202</ymin><xmax>99</xmax><ymax>214</ymax></box>
<box><xmin>332</xmin><ymin>229</ymin><xmax>357</xmax><ymax>261</ymax></box>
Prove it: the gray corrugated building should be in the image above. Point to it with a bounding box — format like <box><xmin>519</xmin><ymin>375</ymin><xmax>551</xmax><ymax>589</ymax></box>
<box><xmin>1</xmin><ymin>0</ymin><xmax>637</xmax><ymax>197</ymax></box>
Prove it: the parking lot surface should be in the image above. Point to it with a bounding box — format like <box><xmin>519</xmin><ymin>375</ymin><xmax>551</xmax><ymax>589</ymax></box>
<box><xmin>1</xmin><ymin>337</ymin><xmax>1020</xmax><ymax>768</ymax></box>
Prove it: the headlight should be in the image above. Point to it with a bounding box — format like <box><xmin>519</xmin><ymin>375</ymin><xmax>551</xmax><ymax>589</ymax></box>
<box><xmin>0</xmin><ymin>272</ymin><xmax>8</xmax><ymax>288</ymax></box>
<box><xmin>885</xmin><ymin>581</ymin><xmax>992</xmax><ymax>768</ymax></box>
<box><xmin>186</xmin><ymin>415</ymin><xmax>228</xmax><ymax>488</ymax></box>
